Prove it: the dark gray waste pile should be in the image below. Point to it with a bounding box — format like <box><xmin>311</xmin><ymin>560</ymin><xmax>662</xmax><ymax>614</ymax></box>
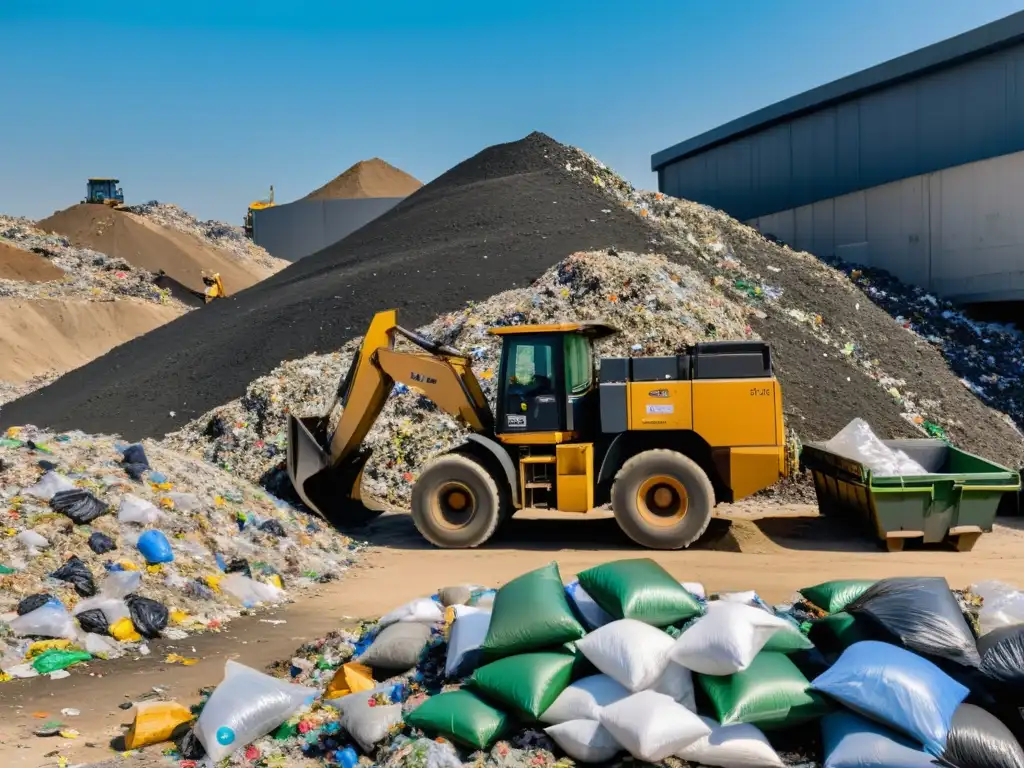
<box><xmin>0</xmin><ymin>132</ymin><xmax>658</xmax><ymax>439</ymax></box>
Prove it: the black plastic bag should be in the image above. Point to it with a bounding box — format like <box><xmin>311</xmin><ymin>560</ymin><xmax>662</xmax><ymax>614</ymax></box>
<box><xmin>258</xmin><ymin>519</ymin><xmax>287</xmax><ymax>538</ymax></box>
<box><xmin>17</xmin><ymin>593</ymin><xmax>55</xmax><ymax>616</ymax></box>
<box><xmin>88</xmin><ymin>531</ymin><xmax>117</xmax><ymax>555</ymax></box>
<box><xmin>125</xmin><ymin>594</ymin><xmax>168</xmax><ymax>638</ymax></box>
<box><xmin>177</xmin><ymin>727</ymin><xmax>206</xmax><ymax>760</ymax></box>
<box><xmin>77</xmin><ymin>608</ymin><xmax>110</xmax><ymax>635</ymax></box>
<box><xmin>225</xmin><ymin>558</ymin><xmax>251</xmax><ymax>578</ymax></box>
<box><xmin>980</xmin><ymin>625</ymin><xmax>1024</xmax><ymax>688</ymax></box>
<box><xmin>121</xmin><ymin>444</ymin><xmax>150</xmax><ymax>481</ymax></box>
<box><xmin>847</xmin><ymin>576</ymin><xmax>981</xmax><ymax>668</ymax></box>
<box><xmin>50</xmin><ymin>556</ymin><xmax>97</xmax><ymax>597</ymax></box>
<box><xmin>50</xmin><ymin>489</ymin><xmax>109</xmax><ymax>525</ymax></box>
<box><xmin>936</xmin><ymin>703</ymin><xmax>1024</xmax><ymax>768</ymax></box>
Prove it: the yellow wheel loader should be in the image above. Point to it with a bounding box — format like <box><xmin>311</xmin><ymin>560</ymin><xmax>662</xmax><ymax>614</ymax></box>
<box><xmin>201</xmin><ymin>272</ymin><xmax>227</xmax><ymax>302</ymax></box>
<box><xmin>287</xmin><ymin>309</ymin><xmax>794</xmax><ymax>549</ymax></box>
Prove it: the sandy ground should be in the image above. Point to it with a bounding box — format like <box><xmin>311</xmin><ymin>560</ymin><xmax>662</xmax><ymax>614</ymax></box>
<box><xmin>0</xmin><ymin>243</ymin><xmax>65</xmax><ymax>283</ymax></box>
<box><xmin>0</xmin><ymin>298</ymin><xmax>185</xmax><ymax>384</ymax></box>
<box><xmin>3</xmin><ymin>503</ymin><xmax>1023</xmax><ymax>767</ymax></box>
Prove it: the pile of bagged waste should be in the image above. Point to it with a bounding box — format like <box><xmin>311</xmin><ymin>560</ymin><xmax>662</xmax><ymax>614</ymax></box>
<box><xmin>562</xmin><ymin>147</ymin><xmax>1024</xmax><ymax>466</ymax></box>
<box><xmin>164</xmin><ymin>248</ymin><xmax>757</xmax><ymax>506</ymax></box>
<box><xmin>0</xmin><ymin>426</ymin><xmax>363</xmax><ymax>680</ymax></box>
<box><xmin>0</xmin><ymin>214</ymin><xmax>189</xmax><ymax>306</ymax></box>
<box><xmin>121</xmin><ymin>201</ymin><xmax>287</xmax><ymax>272</ymax></box>
<box><xmin>129</xmin><ymin>558</ymin><xmax>1024</xmax><ymax>768</ymax></box>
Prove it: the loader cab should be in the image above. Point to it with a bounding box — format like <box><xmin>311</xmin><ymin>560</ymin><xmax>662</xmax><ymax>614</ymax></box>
<box><xmin>490</xmin><ymin>322</ymin><xmax>617</xmax><ymax>441</ymax></box>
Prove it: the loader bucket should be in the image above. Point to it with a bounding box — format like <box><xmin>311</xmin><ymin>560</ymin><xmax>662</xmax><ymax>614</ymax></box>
<box><xmin>286</xmin><ymin>414</ymin><xmax>382</xmax><ymax>527</ymax></box>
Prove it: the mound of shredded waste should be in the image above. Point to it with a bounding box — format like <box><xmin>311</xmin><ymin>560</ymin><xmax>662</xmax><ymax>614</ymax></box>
<box><xmin>164</xmin><ymin>249</ymin><xmax>755</xmax><ymax>506</ymax></box>
<box><xmin>0</xmin><ymin>427</ymin><xmax>363</xmax><ymax>679</ymax></box>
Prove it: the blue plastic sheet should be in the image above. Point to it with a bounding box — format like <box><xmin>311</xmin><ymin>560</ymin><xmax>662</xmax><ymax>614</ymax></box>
<box><xmin>811</xmin><ymin>641</ymin><xmax>968</xmax><ymax>755</ymax></box>
<box><xmin>136</xmin><ymin>530</ymin><xmax>174</xmax><ymax>564</ymax></box>
<box><xmin>823</xmin><ymin>711</ymin><xmax>935</xmax><ymax>767</ymax></box>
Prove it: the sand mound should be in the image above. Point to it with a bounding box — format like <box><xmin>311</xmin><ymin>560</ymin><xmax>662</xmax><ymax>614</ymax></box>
<box><xmin>303</xmin><ymin>158</ymin><xmax>422</xmax><ymax>200</ymax></box>
<box><xmin>0</xmin><ymin>241</ymin><xmax>65</xmax><ymax>283</ymax></box>
<box><xmin>36</xmin><ymin>204</ymin><xmax>276</xmax><ymax>295</ymax></box>
<box><xmin>0</xmin><ymin>298</ymin><xmax>184</xmax><ymax>384</ymax></box>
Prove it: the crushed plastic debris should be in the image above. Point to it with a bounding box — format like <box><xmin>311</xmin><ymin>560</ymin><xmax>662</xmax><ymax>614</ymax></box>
<box><xmin>0</xmin><ymin>427</ymin><xmax>364</xmax><ymax>675</ymax></box>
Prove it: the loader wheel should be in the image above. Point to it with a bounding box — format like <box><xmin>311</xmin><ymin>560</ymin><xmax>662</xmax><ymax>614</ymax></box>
<box><xmin>411</xmin><ymin>454</ymin><xmax>505</xmax><ymax>548</ymax></box>
<box><xmin>611</xmin><ymin>449</ymin><xmax>714</xmax><ymax>550</ymax></box>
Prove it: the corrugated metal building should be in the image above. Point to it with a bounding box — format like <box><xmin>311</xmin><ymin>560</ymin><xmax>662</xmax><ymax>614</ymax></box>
<box><xmin>651</xmin><ymin>12</ymin><xmax>1024</xmax><ymax>304</ymax></box>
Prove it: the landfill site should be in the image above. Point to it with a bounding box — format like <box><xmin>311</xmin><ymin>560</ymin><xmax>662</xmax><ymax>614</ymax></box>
<box><xmin>2</xmin><ymin>132</ymin><xmax>1024</xmax><ymax>768</ymax></box>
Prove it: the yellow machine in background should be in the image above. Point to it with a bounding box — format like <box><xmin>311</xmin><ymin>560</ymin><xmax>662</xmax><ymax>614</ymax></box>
<box><xmin>243</xmin><ymin>186</ymin><xmax>275</xmax><ymax>239</ymax></box>
<box><xmin>287</xmin><ymin>310</ymin><xmax>792</xmax><ymax>549</ymax></box>
<box><xmin>201</xmin><ymin>272</ymin><xmax>227</xmax><ymax>302</ymax></box>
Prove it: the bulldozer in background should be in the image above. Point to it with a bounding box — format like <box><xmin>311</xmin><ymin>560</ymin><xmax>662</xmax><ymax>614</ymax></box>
<box><xmin>83</xmin><ymin>178</ymin><xmax>125</xmax><ymax>207</ymax></box>
<box><xmin>287</xmin><ymin>309</ymin><xmax>795</xmax><ymax>550</ymax></box>
<box><xmin>201</xmin><ymin>272</ymin><xmax>227</xmax><ymax>302</ymax></box>
<box><xmin>243</xmin><ymin>185</ymin><xmax>274</xmax><ymax>239</ymax></box>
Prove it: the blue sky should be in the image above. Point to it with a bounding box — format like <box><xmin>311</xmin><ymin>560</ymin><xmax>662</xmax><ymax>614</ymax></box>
<box><xmin>3</xmin><ymin>1</ymin><xmax>1023</xmax><ymax>224</ymax></box>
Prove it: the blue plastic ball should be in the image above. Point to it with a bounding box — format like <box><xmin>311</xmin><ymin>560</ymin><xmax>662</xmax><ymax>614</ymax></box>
<box><xmin>216</xmin><ymin>726</ymin><xmax>235</xmax><ymax>745</ymax></box>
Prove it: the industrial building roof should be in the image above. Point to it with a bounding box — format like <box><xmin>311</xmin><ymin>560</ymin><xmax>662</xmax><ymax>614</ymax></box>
<box><xmin>650</xmin><ymin>11</ymin><xmax>1024</xmax><ymax>171</ymax></box>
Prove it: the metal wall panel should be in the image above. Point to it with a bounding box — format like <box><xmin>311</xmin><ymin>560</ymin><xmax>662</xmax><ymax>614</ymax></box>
<box><xmin>253</xmin><ymin>197</ymin><xmax>404</xmax><ymax>262</ymax></box>
<box><xmin>659</xmin><ymin>42</ymin><xmax>1024</xmax><ymax>221</ymax></box>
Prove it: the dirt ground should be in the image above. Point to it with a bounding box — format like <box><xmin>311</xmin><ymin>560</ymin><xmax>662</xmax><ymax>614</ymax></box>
<box><xmin>3</xmin><ymin>503</ymin><xmax>1023</xmax><ymax>767</ymax></box>
<box><xmin>0</xmin><ymin>242</ymin><xmax>65</xmax><ymax>283</ymax></box>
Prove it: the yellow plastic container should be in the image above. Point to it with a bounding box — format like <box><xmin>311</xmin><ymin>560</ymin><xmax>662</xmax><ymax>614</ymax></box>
<box><xmin>124</xmin><ymin>701</ymin><xmax>194</xmax><ymax>749</ymax></box>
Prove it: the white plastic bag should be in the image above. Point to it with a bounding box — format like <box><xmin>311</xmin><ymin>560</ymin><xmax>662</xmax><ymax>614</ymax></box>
<box><xmin>117</xmin><ymin>495</ymin><xmax>162</xmax><ymax>525</ymax></box>
<box><xmin>9</xmin><ymin>603</ymin><xmax>77</xmax><ymax>639</ymax></box>
<box><xmin>669</xmin><ymin>601</ymin><xmax>799</xmax><ymax>675</ymax></box>
<box><xmin>379</xmin><ymin>597</ymin><xmax>443</xmax><ymax>628</ymax></box>
<box><xmin>540</xmin><ymin>674</ymin><xmax>630</xmax><ymax>724</ymax></box>
<box><xmin>973</xmin><ymin>581</ymin><xmax>1024</xmax><ymax>635</ymax></box>
<box><xmin>649</xmin><ymin>662</ymin><xmax>696</xmax><ymax>711</ymax></box>
<box><xmin>16</xmin><ymin>529</ymin><xmax>49</xmax><ymax>555</ymax></box>
<box><xmin>335</xmin><ymin>685</ymin><xmax>403</xmax><ymax>752</ymax></box>
<box><xmin>166</xmin><ymin>492</ymin><xmax>200</xmax><ymax>511</ymax></box>
<box><xmin>73</xmin><ymin>596</ymin><xmax>129</xmax><ymax>624</ymax></box>
<box><xmin>599</xmin><ymin>690</ymin><xmax>711</xmax><ymax>762</ymax></box>
<box><xmin>824</xmin><ymin>418</ymin><xmax>928</xmax><ymax>476</ymax></box>
<box><xmin>676</xmin><ymin>716</ymin><xmax>784</xmax><ymax>767</ymax></box>
<box><xmin>221</xmin><ymin>574</ymin><xmax>285</xmax><ymax>607</ymax></box>
<box><xmin>102</xmin><ymin>570</ymin><xmax>143</xmax><ymax>599</ymax></box>
<box><xmin>565</xmin><ymin>581</ymin><xmax>613</xmax><ymax>630</ymax></box>
<box><xmin>195</xmin><ymin>661</ymin><xmax>316</xmax><ymax>762</ymax></box>
<box><xmin>82</xmin><ymin>632</ymin><xmax>123</xmax><ymax>658</ymax></box>
<box><xmin>681</xmin><ymin>582</ymin><xmax>707</xmax><ymax>600</ymax></box>
<box><xmin>23</xmin><ymin>471</ymin><xmax>75</xmax><ymax>500</ymax></box>
<box><xmin>445</xmin><ymin>605</ymin><xmax>491</xmax><ymax>678</ymax></box>
<box><xmin>545</xmin><ymin>719</ymin><xmax>621</xmax><ymax>763</ymax></box>
<box><xmin>577</xmin><ymin>619</ymin><xmax>675</xmax><ymax>691</ymax></box>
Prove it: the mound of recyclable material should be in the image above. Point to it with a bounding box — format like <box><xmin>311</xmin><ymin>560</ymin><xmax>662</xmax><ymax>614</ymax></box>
<box><xmin>0</xmin><ymin>132</ymin><xmax>657</xmax><ymax>439</ymax></box>
<box><xmin>0</xmin><ymin>426</ymin><xmax>363</xmax><ymax>680</ymax></box>
<box><xmin>141</xmin><ymin>562</ymin><xmax>1024</xmax><ymax>768</ymax></box>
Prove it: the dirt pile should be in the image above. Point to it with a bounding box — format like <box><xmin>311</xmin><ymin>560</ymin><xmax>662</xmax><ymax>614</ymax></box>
<box><xmin>164</xmin><ymin>249</ymin><xmax>755</xmax><ymax>503</ymax></box>
<box><xmin>303</xmin><ymin>158</ymin><xmax>423</xmax><ymax>200</ymax></box>
<box><xmin>559</xmin><ymin>149</ymin><xmax>1024</xmax><ymax>464</ymax></box>
<box><xmin>0</xmin><ymin>241</ymin><xmax>64</xmax><ymax>282</ymax></box>
<box><xmin>122</xmin><ymin>201</ymin><xmax>288</xmax><ymax>272</ymax></box>
<box><xmin>0</xmin><ymin>132</ymin><xmax>658</xmax><ymax>438</ymax></box>
<box><xmin>36</xmin><ymin>204</ymin><xmax>280</xmax><ymax>296</ymax></box>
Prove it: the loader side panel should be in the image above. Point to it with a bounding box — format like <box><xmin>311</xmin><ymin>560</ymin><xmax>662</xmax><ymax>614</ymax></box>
<box><xmin>692</xmin><ymin>379</ymin><xmax>779</xmax><ymax>447</ymax></box>
<box><xmin>555</xmin><ymin>443</ymin><xmax>594</xmax><ymax>512</ymax></box>
<box><xmin>626</xmin><ymin>381</ymin><xmax>692</xmax><ymax>431</ymax></box>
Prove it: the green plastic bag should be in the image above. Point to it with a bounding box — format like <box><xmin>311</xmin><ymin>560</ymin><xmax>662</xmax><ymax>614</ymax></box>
<box><xmin>800</xmin><ymin>580</ymin><xmax>875</xmax><ymax>614</ymax></box>
<box><xmin>577</xmin><ymin>558</ymin><xmax>701</xmax><ymax>627</ymax></box>
<box><xmin>471</xmin><ymin>652</ymin><xmax>576</xmax><ymax>720</ymax></box>
<box><xmin>32</xmin><ymin>649</ymin><xmax>92</xmax><ymax>674</ymax></box>
<box><xmin>405</xmin><ymin>690</ymin><xmax>510</xmax><ymax>749</ymax></box>
<box><xmin>482</xmin><ymin>562</ymin><xmax>584</xmax><ymax>657</ymax></box>
<box><xmin>0</xmin><ymin>565</ymin><xmax>15</xmax><ymax>575</ymax></box>
<box><xmin>698</xmin><ymin>652</ymin><xmax>830</xmax><ymax>730</ymax></box>
<box><xmin>761</xmin><ymin>621</ymin><xmax>815</xmax><ymax>653</ymax></box>
<box><xmin>808</xmin><ymin>612</ymin><xmax>874</xmax><ymax>653</ymax></box>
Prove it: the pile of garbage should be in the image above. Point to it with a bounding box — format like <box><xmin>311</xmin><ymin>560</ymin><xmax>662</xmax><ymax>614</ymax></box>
<box><xmin>561</xmin><ymin>148</ymin><xmax>1024</xmax><ymax>464</ymax></box>
<box><xmin>121</xmin><ymin>201</ymin><xmax>287</xmax><ymax>272</ymax></box>
<box><xmin>0</xmin><ymin>214</ymin><xmax>189</xmax><ymax>306</ymax></box>
<box><xmin>0</xmin><ymin>426</ymin><xmax>363</xmax><ymax>680</ymax></box>
<box><xmin>129</xmin><ymin>558</ymin><xmax>1024</xmax><ymax>768</ymax></box>
<box><xmin>164</xmin><ymin>248</ymin><xmax>756</xmax><ymax>505</ymax></box>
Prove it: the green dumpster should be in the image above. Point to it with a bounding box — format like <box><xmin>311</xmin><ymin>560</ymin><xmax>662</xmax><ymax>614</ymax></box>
<box><xmin>801</xmin><ymin>439</ymin><xmax>1020</xmax><ymax>552</ymax></box>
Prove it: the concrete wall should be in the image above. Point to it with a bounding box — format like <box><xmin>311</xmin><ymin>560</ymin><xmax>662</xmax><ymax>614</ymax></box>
<box><xmin>253</xmin><ymin>197</ymin><xmax>404</xmax><ymax>262</ymax></box>
<box><xmin>747</xmin><ymin>149</ymin><xmax>1024</xmax><ymax>303</ymax></box>
<box><xmin>658</xmin><ymin>40</ymin><xmax>1024</xmax><ymax>222</ymax></box>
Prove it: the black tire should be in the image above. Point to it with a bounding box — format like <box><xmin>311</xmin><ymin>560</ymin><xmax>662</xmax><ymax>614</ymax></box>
<box><xmin>411</xmin><ymin>454</ymin><xmax>505</xmax><ymax>548</ymax></box>
<box><xmin>610</xmin><ymin>449</ymin><xmax>714</xmax><ymax>550</ymax></box>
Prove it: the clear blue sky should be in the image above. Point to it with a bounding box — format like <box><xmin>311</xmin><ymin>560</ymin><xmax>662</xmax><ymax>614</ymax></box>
<box><xmin>3</xmin><ymin>1</ymin><xmax>1023</xmax><ymax>224</ymax></box>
